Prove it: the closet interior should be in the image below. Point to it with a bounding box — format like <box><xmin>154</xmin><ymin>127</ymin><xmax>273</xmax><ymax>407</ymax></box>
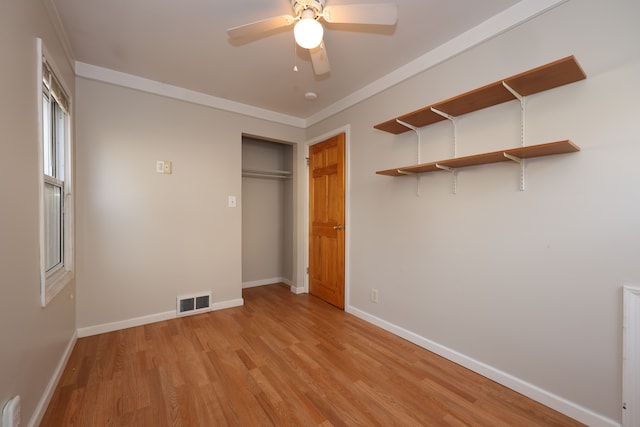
<box><xmin>241</xmin><ymin>136</ymin><xmax>294</xmax><ymax>288</ymax></box>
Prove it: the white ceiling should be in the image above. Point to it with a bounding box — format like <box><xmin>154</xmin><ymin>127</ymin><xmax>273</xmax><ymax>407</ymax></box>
<box><xmin>51</xmin><ymin>0</ymin><xmax>540</xmax><ymax>122</ymax></box>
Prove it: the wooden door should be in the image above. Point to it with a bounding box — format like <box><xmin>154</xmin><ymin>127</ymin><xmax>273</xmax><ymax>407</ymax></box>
<box><xmin>309</xmin><ymin>133</ymin><xmax>345</xmax><ymax>309</ymax></box>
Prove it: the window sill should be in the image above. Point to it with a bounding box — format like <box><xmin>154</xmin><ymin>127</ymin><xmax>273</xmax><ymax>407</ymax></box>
<box><xmin>42</xmin><ymin>268</ymin><xmax>73</xmax><ymax>307</ymax></box>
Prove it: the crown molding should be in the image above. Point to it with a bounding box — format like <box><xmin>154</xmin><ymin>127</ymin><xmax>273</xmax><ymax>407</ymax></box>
<box><xmin>41</xmin><ymin>0</ymin><xmax>76</xmax><ymax>72</ymax></box>
<box><xmin>75</xmin><ymin>62</ymin><xmax>307</xmax><ymax>129</ymax></box>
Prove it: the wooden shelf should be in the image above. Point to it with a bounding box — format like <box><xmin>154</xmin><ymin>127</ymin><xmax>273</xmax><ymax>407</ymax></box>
<box><xmin>376</xmin><ymin>140</ymin><xmax>579</xmax><ymax>176</ymax></box>
<box><xmin>374</xmin><ymin>56</ymin><xmax>586</xmax><ymax>134</ymax></box>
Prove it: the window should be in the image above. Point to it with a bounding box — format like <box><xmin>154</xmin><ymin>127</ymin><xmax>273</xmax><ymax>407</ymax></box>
<box><xmin>39</xmin><ymin>41</ymin><xmax>73</xmax><ymax>306</ymax></box>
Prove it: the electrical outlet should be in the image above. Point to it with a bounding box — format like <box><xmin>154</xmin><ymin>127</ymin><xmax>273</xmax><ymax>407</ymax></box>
<box><xmin>156</xmin><ymin>160</ymin><xmax>172</xmax><ymax>174</ymax></box>
<box><xmin>163</xmin><ymin>161</ymin><xmax>172</xmax><ymax>174</ymax></box>
<box><xmin>371</xmin><ymin>288</ymin><xmax>379</xmax><ymax>303</ymax></box>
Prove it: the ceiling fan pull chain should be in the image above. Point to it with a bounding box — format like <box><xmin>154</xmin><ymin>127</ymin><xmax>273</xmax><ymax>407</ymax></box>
<box><xmin>293</xmin><ymin>37</ymin><xmax>298</xmax><ymax>72</ymax></box>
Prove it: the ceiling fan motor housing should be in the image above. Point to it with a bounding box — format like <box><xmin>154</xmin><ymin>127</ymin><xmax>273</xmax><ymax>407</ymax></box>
<box><xmin>291</xmin><ymin>0</ymin><xmax>326</xmax><ymax>18</ymax></box>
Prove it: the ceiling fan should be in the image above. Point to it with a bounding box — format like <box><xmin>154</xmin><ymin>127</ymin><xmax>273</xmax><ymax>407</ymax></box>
<box><xmin>227</xmin><ymin>0</ymin><xmax>398</xmax><ymax>76</ymax></box>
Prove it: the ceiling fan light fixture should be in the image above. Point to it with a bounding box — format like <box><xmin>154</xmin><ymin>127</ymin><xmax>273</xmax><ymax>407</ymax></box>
<box><xmin>294</xmin><ymin>14</ymin><xmax>323</xmax><ymax>49</ymax></box>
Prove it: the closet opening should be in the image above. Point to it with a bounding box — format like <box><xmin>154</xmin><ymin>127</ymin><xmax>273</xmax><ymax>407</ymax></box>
<box><xmin>241</xmin><ymin>135</ymin><xmax>295</xmax><ymax>290</ymax></box>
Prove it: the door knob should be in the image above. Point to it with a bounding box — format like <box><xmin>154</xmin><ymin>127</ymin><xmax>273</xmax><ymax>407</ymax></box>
<box><xmin>333</xmin><ymin>224</ymin><xmax>345</xmax><ymax>230</ymax></box>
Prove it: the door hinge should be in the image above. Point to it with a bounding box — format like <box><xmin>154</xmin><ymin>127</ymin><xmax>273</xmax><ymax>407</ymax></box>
<box><xmin>306</xmin><ymin>157</ymin><xmax>310</xmax><ymax>166</ymax></box>
<box><xmin>306</xmin><ymin>267</ymin><xmax>309</xmax><ymax>274</ymax></box>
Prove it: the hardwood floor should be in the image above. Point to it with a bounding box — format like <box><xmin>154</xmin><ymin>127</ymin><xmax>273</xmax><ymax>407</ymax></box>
<box><xmin>41</xmin><ymin>284</ymin><xmax>584</xmax><ymax>426</ymax></box>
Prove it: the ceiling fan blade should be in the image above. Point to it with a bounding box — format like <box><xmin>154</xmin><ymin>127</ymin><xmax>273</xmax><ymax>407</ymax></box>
<box><xmin>227</xmin><ymin>15</ymin><xmax>296</xmax><ymax>39</ymax></box>
<box><xmin>310</xmin><ymin>41</ymin><xmax>330</xmax><ymax>75</ymax></box>
<box><xmin>323</xmin><ymin>3</ymin><xmax>398</xmax><ymax>25</ymax></box>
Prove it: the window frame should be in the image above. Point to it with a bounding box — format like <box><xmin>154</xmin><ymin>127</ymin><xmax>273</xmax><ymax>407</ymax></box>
<box><xmin>37</xmin><ymin>39</ymin><xmax>74</xmax><ymax>307</ymax></box>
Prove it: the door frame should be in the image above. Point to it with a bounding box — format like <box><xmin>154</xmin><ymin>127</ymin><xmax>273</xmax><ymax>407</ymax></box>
<box><xmin>303</xmin><ymin>125</ymin><xmax>350</xmax><ymax>310</ymax></box>
<box><xmin>623</xmin><ymin>284</ymin><xmax>640</xmax><ymax>426</ymax></box>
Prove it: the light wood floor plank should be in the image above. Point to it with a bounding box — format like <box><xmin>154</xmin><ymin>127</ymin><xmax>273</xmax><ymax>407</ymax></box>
<box><xmin>41</xmin><ymin>283</ymin><xmax>584</xmax><ymax>426</ymax></box>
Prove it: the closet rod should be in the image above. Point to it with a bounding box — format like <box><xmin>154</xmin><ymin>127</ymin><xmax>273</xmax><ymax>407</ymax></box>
<box><xmin>242</xmin><ymin>170</ymin><xmax>291</xmax><ymax>179</ymax></box>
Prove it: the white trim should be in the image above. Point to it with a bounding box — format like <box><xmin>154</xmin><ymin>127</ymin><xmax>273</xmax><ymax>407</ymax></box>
<box><xmin>38</xmin><ymin>39</ymin><xmax>75</xmax><ymax>307</ymax></box>
<box><xmin>41</xmin><ymin>268</ymin><xmax>73</xmax><ymax>306</ymax></box>
<box><xmin>28</xmin><ymin>331</ymin><xmax>77</xmax><ymax>427</ymax></box>
<box><xmin>242</xmin><ymin>277</ymin><xmax>290</xmax><ymax>288</ymax></box>
<box><xmin>41</xmin><ymin>0</ymin><xmax>76</xmax><ymax>71</ymax></box>
<box><xmin>75</xmin><ymin>62</ymin><xmax>306</xmax><ymax>128</ymax></box>
<box><xmin>347</xmin><ymin>306</ymin><xmax>619</xmax><ymax>427</ymax></box>
<box><xmin>304</xmin><ymin>0</ymin><xmax>568</xmax><ymax>126</ymax></box>
<box><xmin>77</xmin><ymin>310</ymin><xmax>176</xmax><ymax>338</ymax></box>
<box><xmin>77</xmin><ymin>297</ymin><xmax>245</xmax><ymax>337</ymax></box>
<box><xmin>41</xmin><ymin>43</ymin><xmax>73</xmax><ymax>105</ymax></box>
<box><xmin>210</xmin><ymin>298</ymin><xmax>244</xmax><ymax>311</ymax></box>
<box><xmin>37</xmin><ymin>39</ymin><xmax>45</xmax><ymax>303</ymax></box>
<box><xmin>623</xmin><ymin>284</ymin><xmax>640</xmax><ymax>426</ymax></box>
<box><xmin>290</xmin><ymin>285</ymin><xmax>306</xmax><ymax>295</ymax></box>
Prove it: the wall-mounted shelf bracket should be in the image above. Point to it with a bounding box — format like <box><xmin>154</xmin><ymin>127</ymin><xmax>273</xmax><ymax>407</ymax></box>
<box><xmin>397</xmin><ymin>169</ymin><xmax>418</xmax><ymax>176</ymax></box>
<box><xmin>431</xmin><ymin>107</ymin><xmax>458</xmax><ymax>157</ymax></box>
<box><xmin>503</xmin><ymin>153</ymin><xmax>522</xmax><ymax>164</ymax></box>
<box><xmin>431</xmin><ymin>107</ymin><xmax>458</xmax><ymax>194</ymax></box>
<box><xmin>396</xmin><ymin>119</ymin><xmax>420</xmax><ymax>133</ymax></box>
<box><xmin>503</xmin><ymin>82</ymin><xmax>527</xmax><ymax>191</ymax></box>
<box><xmin>396</xmin><ymin>119</ymin><xmax>422</xmax><ymax>162</ymax></box>
<box><xmin>436</xmin><ymin>163</ymin><xmax>458</xmax><ymax>194</ymax></box>
<box><xmin>435</xmin><ymin>164</ymin><xmax>454</xmax><ymax>172</ymax></box>
<box><xmin>502</xmin><ymin>82</ymin><xmax>527</xmax><ymax>147</ymax></box>
<box><xmin>502</xmin><ymin>81</ymin><xmax>524</xmax><ymax>103</ymax></box>
<box><xmin>396</xmin><ymin>119</ymin><xmax>422</xmax><ymax>197</ymax></box>
<box><xmin>503</xmin><ymin>152</ymin><xmax>526</xmax><ymax>191</ymax></box>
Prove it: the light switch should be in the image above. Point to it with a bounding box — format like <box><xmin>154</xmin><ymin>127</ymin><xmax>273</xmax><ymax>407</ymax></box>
<box><xmin>156</xmin><ymin>160</ymin><xmax>172</xmax><ymax>174</ymax></box>
<box><xmin>228</xmin><ymin>196</ymin><xmax>237</xmax><ymax>208</ymax></box>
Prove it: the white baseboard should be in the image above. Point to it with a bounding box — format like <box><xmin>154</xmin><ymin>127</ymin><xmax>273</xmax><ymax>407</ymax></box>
<box><xmin>77</xmin><ymin>297</ymin><xmax>245</xmax><ymax>338</ymax></box>
<box><xmin>28</xmin><ymin>330</ymin><xmax>77</xmax><ymax>427</ymax></box>
<box><xmin>77</xmin><ymin>310</ymin><xmax>176</xmax><ymax>338</ymax></box>
<box><xmin>346</xmin><ymin>306</ymin><xmax>619</xmax><ymax>427</ymax></box>
<box><xmin>242</xmin><ymin>277</ymin><xmax>301</xmax><ymax>293</ymax></box>
<box><xmin>290</xmin><ymin>284</ymin><xmax>306</xmax><ymax>294</ymax></box>
<box><xmin>211</xmin><ymin>298</ymin><xmax>244</xmax><ymax>311</ymax></box>
<box><xmin>242</xmin><ymin>277</ymin><xmax>292</xmax><ymax>288</ymax></box>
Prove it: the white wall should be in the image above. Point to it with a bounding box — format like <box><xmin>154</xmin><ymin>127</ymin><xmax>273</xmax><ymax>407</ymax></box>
<box><xmin>75</xmin><ymin>78</ymin><xmax>304</xmax><ymax>329</ymax></box>
<box><xmin>306</xmin><ymin>0</ymin><xmax>639</xmax><ymax>425</ymax></box>
<box><xmin>0</xmin><ymin>0</ymin><xmax>77</xmax><ymax>425</ymax></box>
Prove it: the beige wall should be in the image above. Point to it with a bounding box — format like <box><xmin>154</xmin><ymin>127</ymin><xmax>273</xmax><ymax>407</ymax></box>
<box><xmin>0</xmin><ymin>0</ymin><xmax>77</xmax><ymax>424</ymax></box>
<box><xmin>306</xmin><ymin>0</ymin><xmax>639</xmax><ymax>424</ymax></box>
<box><xmin>75</xmin><ymin>79</ymin><xmax>304</xmax><ymax>329</ymax></box>
<box><xmin>4</xmin><ymin>0</ymin><xmax>638</xmax><ymax>425</ymax></box>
